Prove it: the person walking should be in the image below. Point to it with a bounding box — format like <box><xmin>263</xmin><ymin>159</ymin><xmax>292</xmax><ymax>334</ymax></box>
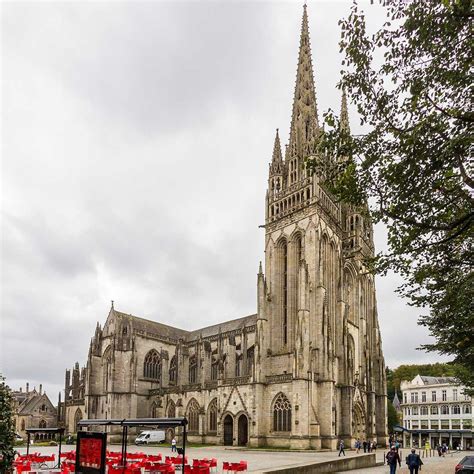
<box><xmin>355</xmin><ymin>438</ymin><xmax>361</xmax><ymax>454</ymax></box>
<box><xmin>363</xmin><ymin>440</ymin><xmax>368</xmax><ymax>453</ymax></box>
<box><xmin>338</xmin><ymin>440</ymin><xmax>345</xmax><ymax>457</ymax></box>
<box><xmin>386</xmin><ymin>447</ymin><xmax>401</xmax><ymax>474</ymax></box>
<box><xmin>405</xmin><ymin>448</ymin><xmax>423</xmax><ymax>474</ymax></box>
<box><xmin>171</xmin><ymin>437</ymin><xmax>177</xmax><ymax>453</ymax></box>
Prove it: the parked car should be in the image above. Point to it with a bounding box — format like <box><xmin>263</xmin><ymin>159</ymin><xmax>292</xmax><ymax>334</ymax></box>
<box><xmin>455</xmin><ymin>456</ymin><xmax>474</xmax><ymax>473</ymax></box>
<box><xmin>135</xmin><ymin>430</ymin><xmax>165</xmax><ymax>445</ymax></box>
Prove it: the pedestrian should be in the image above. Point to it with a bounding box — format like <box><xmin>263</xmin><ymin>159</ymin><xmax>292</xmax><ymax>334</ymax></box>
<box><xmin>171</xmin><ymin>437</ymin><xmax>177</xmax><ymax>453</ymax></box>
<box><xmin>386</xmin><ymin>447</ymin><xmax>401</xmax><ymax>474</ymax></box>
<box><xmin>363</xmin><ymin>439</ymin><xmax>367</xmax><ymax>453</ymax></box>
<box><xmin>355</xmin><ymin>438</ymin><xmax>361</xmax><ymax>454</ymax></box>
<box><xmin>373</xmin><ymin>440</ymin><xmax>377</xmax><ymax>452</ymax></box>
<box><xmin>395</xmin><ymin>440</ymin><xmax>400</xmax><ymax>452</ymax></box>
<box><xmin>338</xmin><ymin>439</ymin><xmax>345</xmax><ymax>457</ymax></box>
<box><xmin>405</xmin><ymin>448</ymin><xmax>423</xmax><ymax>474</ymax></box>
<box><xmin>437</xmin><ymin>445</ymin><xmax>442</xmax><ymax>457</ymax></box>
<box><xmin>368</xmin><ymin>441</ymin><xmax>372</xmax><ymax>453</ymax></box>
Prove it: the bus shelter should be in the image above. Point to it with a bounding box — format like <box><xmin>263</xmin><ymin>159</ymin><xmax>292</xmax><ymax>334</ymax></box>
<box><xmin>25</xmin><ymin>427</ymin><xmax>65</xmax><ymax>468</ymax></box>
<box><xmin>77</xmin><ymin>417</ymin><xmax>188</xmax><ymax>473</ymax></box>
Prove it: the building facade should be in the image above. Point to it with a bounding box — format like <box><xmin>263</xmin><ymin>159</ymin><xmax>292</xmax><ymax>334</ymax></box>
<box><xmin>400</xmin><ymin>375</ymin><xmax>473</xmax><ymax>450</ymax></box>
<box><xmin>63</xmin><ymin>5</ymin><xmax>387</xmax><ymax>449</ymax></box>
<box><xmin>12</xmin><ymin>383</ymin><xmax>58</xmax><ymax>440</ymax></box>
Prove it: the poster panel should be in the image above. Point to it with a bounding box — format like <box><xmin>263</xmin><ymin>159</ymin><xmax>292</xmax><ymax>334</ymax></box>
<box><xmin>75</xmin><ymin>431</ymin><xmax>107</xmax><ymax>474</ymax></box>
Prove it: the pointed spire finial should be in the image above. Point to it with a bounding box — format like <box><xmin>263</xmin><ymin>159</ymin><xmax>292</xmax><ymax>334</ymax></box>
<box><xmin>258</xmin><ymin>261</ymin><xmax>263</xmax><ymax>274</ymax></box>
<box><xmin>111</xmin><ymin>300</ymin><xmax>114</xmax><ymax>309</ymax></box>
<box><xmin>287</xmin><ymin>3</ymin><xmax>319</xmax><ymax>161</ymax></box>
<box><xmin>340</xmin><ymin>87</ymin><xmax>350</xmax><ymax>133</ymax></box>
<box><xmin>272</xmin><ymin>128</ymin><xmax>283</xmax><ymax>163</ymax></box>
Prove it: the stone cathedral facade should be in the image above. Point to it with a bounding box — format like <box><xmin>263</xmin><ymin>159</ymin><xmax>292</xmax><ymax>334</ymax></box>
<box><xmin>62</xmin><ymin>5</ymin><xmax>387</xmax><ymax>449</ymax></box>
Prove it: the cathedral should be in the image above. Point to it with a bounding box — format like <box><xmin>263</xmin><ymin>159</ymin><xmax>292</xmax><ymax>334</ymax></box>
<box><xmin>62</xmin><ymin>5</ymin><xmax>387</xmax><ymax>449</ymax></box>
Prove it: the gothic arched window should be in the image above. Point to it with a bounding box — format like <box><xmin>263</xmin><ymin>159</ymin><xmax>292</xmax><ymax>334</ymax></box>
<box><xmin>208</xmin><ymin>399</ymin><xmax>217</xmax><ymax>433</ymax></box>
<box><xmin>167</xmin><ymin>400</ymin><xmax>176</xmax><ymax>418</ymax></box>
<box><xmin>211</xmin><ymin>357</ymin><xmax>218</xmax><ymax>381</ymax></box>
<box><xmin>246</xmin><ymin>346</ymin><xmax>255</xmax><ymax>376</ymax></box>
<box><xmin>21</xmin><ymin>419</ymin><xmax>26</xmax><ymax>431</ymax></box>
<box><xmin>144</xmin><ymin>350</ymin><xmax>162</xmax><ymax>380</ymax></box>
<box><xmin>235</xmin><ymin>354</ymin><xmax>243</xmax><ymax>377</ymax></box>
<box><xmin>74</xmin><ymin>408</ymin><xmax>82</xmax><ymax>431</ymax></box>
<box><xmin>169</xmin><ymin>355</ymin><xmax>177</xmax><ymax>385</ymax></box>
<box><xmin>102</xmin><ymin>346</ymin><xmax>112</xmax><ymax>392</ymax></box>
<box><xmin>39</xmin><ymin>419</ymin><xmax>47</xmax><ymax>429</ymax></box>
<box><xmin>187</xmin><ymin>399</ymin><xmax>200</xmax><ymax>433</ymax></box>
<box><xmin>189</xmin><ymin>355</ymin><xmax>197</xmax><ymax>384</ymax></box>
<box><xmin>277</xmin><ymin>239</ymin><xmax>288</xmax><ymax>347</ymax></box>
<box><xmin>272</xmin><ymin>393</ymin><xmax>292</xmax><ymax>432</ymax></box>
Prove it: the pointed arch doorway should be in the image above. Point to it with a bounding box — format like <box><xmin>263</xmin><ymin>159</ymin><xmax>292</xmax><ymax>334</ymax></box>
<box><xmin>352</xmin><ymin>403</ymin><xmax>366</xmax><ymax>440</ymax></box>
<box><xmin>223</xmin><ymin>415</ymin><xmax>233</xmax><ymax>446</ymax></box>
<box><xmin>237</xmin><ymin>414</ymin><xmax>248</xmax><ymax>446</ymax></box>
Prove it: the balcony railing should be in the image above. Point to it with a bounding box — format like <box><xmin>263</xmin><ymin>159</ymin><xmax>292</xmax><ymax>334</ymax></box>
<box><xmin>222</xmin><ymin>375</ymin><xmax>251</xmax><ymax>386</ymax></box>
<box><xmin>401</xmin><ymin>397</ymin><xmax>471</xmax><ymax>404</ymax></box>
<box><xmin>266</xmin><ymin>374</ymin><xmax>293</xmax><ymax>384</ymax></box>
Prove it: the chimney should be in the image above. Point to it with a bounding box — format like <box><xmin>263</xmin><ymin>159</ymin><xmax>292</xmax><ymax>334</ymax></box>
<box><xmin>39</xmin><ymin>384</ymin><xmax>43</xmax><ymax>395</ymax></box>
<box><xmin>26</xmin><ymin>383</ymin><xmax>29</xmax><ymax>393</ymax></box>
<box><xmin>20</xmin><ymin>387</ymin><xmax>22</xmax><ymax>393</ymax></box>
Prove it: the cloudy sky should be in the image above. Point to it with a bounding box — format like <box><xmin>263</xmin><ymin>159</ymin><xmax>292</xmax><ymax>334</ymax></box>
<box><xmin>1</xmin><ymin>0</ymin><xmax>450</xmax><ymax>400</ymax></box>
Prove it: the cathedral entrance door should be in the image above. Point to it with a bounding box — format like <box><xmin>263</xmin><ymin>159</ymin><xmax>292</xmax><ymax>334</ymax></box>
<box><xmin>237</xmin><ymin>415</ymin><xmax>248</xmax><ymax>446</ymax></box>
<box><xmin>223</xmin><ymin>415</ymin><xmax>233</xmax><ymax>446</ymax></box>
<box><xmin>353</xmin><ymin>403</ymin><xmax>366</xmax><ymax>440</ymax></box>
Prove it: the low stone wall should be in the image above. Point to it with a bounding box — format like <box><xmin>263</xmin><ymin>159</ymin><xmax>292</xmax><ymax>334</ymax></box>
<box><xmin>258</xmin><ymin>453</ymin><xmax>377</xmax><ymax>473</ymax></box>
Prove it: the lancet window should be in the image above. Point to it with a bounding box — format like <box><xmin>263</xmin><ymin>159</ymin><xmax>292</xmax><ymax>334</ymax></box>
<box><xmin>208</xmin><ymin>399</ymin><xmax>217</xmax><ymax>433</ymax></box>
<box><xmin>187</xmin><ymin>399</ymin><xmax>200</xmax><ymax>433</ymax></box>
<box><xmin>167</xmin><ymin>400</ymin><xmax>176</xmax><ymax>418</ymax></box>
<box><xmin>143</xmin><ymin>350</ymin><xmax>162</xmax><ymax>381</ymax></box>
<box><xmin>189</xmin><ymin>355</ymin><xmax>197</xmax><ymax>384</ymax></box>
<box><xmin>272</xmin><ymin>393</ymin><xmax>292</xmax><ymax>432</ymax></box>
<box><xmin>169</xmin><ymin>355</ymin><xmax>177</xmax><ymax>384</ymax></box>
<box><xmin>277</xmin><ymin>239</ymin><xmax>289</xmax><ymax>347</ymax></box>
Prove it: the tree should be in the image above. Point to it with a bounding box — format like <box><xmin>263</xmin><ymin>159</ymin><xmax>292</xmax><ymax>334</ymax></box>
<box><xmin>389</xmin><ymin>363</ymin><xmax>457</xmax><ymax>394</ymax></box>
<box><xmin>308</xmin><ymin>0</ymin><xmax>473</xmax><ymax>390</ymax></box>
<box><xmin>387</xmin><ymin>402</ymin><xmax>399</xmax><ymax>434</ymax></box>
<box><xmin>0</xmin><ymin>374</ymin><xmax>15</xmax><ymax>473</ymax></box>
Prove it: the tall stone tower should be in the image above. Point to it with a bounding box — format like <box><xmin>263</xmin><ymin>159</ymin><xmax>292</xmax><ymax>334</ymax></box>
<box><xmin>257</xmin><ymin>4</ymin><xmax>387</xmax><ymax>449</ymax></box>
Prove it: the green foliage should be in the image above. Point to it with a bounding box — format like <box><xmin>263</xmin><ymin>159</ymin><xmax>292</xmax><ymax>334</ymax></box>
<box><xmin>308</xmin><ymin>0</ymin><xmax>473</xmax><ymax>390</ymax></box>
<box><xmin>0</xmin><ymin>374</ymin><xmax>15</xmax><ymax>472</ymax></box>
<box><xmin>388</xmin><ymin>363</ymin><xmax>457</xmax><ymax>394</ymax></box>
<box><xmin>387</xmin><ymin>402</ymin><xmax>399</xmax><ymax>433</ymax></box>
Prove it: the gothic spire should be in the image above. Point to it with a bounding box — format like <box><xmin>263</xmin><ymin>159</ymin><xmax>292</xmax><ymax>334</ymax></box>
<box><xmin>340</xmin><ymin>87</ymin><xmax>350</xmax><ymax>133</ymax></box>
<box><xmin>287</xmin><ymin>4</ymin><xmax>320</xmax><ymax>159</ymax></box>
<box><xmin>272</xmin><ymin>129</ymin><xmax>282</xmax><ymax>163</ymax></box>
<box><xmin>270</xmin><ymin>128</ymin><xmax>284</xmax><ymax>176</ymax></box>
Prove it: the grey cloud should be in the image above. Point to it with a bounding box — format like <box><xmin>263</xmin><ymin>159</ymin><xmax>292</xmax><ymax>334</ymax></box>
<box><xmin>1</xmin><ymin>1</ymin><xmax>449</xmax><ymax>396</ymax></box>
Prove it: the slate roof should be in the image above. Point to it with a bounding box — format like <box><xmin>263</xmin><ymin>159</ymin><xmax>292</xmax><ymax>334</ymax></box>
<box><xmin>420</xmin><ymin>376</ymin><xmax>457</xmax><ymax>385</ymax></box>
<box><xmin>16</xmin><ymin>393</ymin><xmax>56</xmax><ymax>416</ymax></box>
<box><xmin>112</xmin><ymin>309</ymin><xmax>256</xmax><ymax>342</ymax></box>
<box><xmin>113</xmin><ymin>310</ymin><xmax>188</xmax><ymax>340</ymax></box>
<box><xmin>187</xmin><ymin>314</ymin><xmax>257</xmax><ymax>341</ymax></box>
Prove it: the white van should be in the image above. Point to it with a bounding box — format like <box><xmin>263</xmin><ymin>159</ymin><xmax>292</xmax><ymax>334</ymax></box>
<box><xmin>135</xmin><ymin>430</ymin><xmax>166</xmax><ymax>445</ymax></box>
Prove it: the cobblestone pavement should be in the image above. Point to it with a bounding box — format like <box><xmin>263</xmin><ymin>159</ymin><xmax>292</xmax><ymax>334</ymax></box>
<box><xmin>17</xmin><ymin>445</ymin><xmax>371</xmax><ymax>472</ymax></box>
<box><xmin>17</xmin><ymin>445</ymin><xmax>468</xmax><ymax>473</ymax></box>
